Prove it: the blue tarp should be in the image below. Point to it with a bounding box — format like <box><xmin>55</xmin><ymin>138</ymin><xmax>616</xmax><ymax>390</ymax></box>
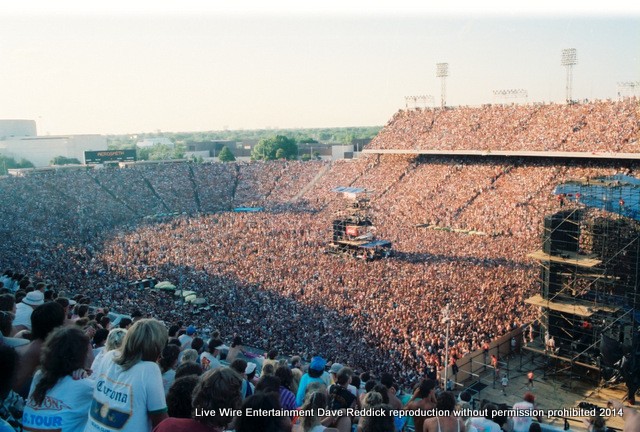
<box><xmin>360</xmin><ymin>240</ymin><xmax>392</xmax><ymax>248</ymax></box>
<box><xmin>332</xmin><ymin>186</ymin><xmax>367</xmax><ymax>194</ymax></box>
<box><xmin>554</xmin><ymin>175</ymin><xmax>640</xmax><ymax>221</ymax></box>
<box><xmin>233</xmin><ymin>207</ymin><xmax>264</xmax><ymax>213</ymax></box>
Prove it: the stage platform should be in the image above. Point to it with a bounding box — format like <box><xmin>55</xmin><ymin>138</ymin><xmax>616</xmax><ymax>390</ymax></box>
<box><xmin>528</xmin><ymin>250</ymin><xmax>602</xmax><ymax>267</ymax></box>
<box><xmin>525</xmin><ymin>294</ymin><xmax>620</xmax><ymax>317</ymax></box>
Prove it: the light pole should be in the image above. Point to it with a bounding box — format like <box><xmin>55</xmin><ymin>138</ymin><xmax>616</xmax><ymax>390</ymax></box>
<box><xmin>561</xmin><ymin>48</ymin><xmax>577</xmax><ymax>103</ymax></box>
<box><xmin>441</xmin><ymin>304</ymin><xmax>451</xmax><ymax>390</ymax></box>
<box><xmin>436</xmin><ymin>63</ymin><xmax>449</xmax><ymax>108</ymax></box>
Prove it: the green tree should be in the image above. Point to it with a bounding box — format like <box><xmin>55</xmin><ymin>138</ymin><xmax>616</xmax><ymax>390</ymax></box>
<box><xmin>218</xmin><ymin>146</ymin><xmax>236</xmax><ymax>162</ymax></box>
<box><xmin>251</xmin><ymin>135</ymin><xmax>298</xmax><ymax>161</ymax></box>
<box><xmin>275</xmin><ymin>148</ymin><xmax>285</xmax><ymax>159</ymax></box>
<box><xmin>17</xmin><ymin>158</ymin><xmax>35</xmax><ymax>169</ymax></box>
<box><xmin>50</xmin><ymin>156</ymin><xmax>81</xmax><ymax>165</ymax></box>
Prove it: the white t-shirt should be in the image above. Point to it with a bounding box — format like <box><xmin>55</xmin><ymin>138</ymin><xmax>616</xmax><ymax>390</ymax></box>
<box><xmin>511</xmin><ymin>401</ymin><xmax>535</xmax><ymax>432</ymax></box>
<box><xmin>177</xmin><ymin>334</ymin><xmax>193</xmax><ymax>350</ymax></box>
<box><xmin>199</xmin><ymin>352</ymin><xmax>221</xmax><ymax>372</ymax></box>
<box><xmin>91</xmin><ymin>349</ymin><xmax>109</xmax><ymax>373</ymax></box>
<box><xmin>22</xmin><ymin>372</ymin><xmax>94</xmax><ymax>432</ymax></box>
<box><xmin>469</xmin><ymin>417</ymin><xmax>501</xmax><ymax>432</ymax></box>
<box><xmin>13</xmin><ymin>302</ymin><xmax>34</xmax><ymax>330</ymax></box>
<box><xmin>84</xmin><ymin>350</ymin><xmax>167</xmax><ymax>432</ymax></box>
<box><xmin>162</xmin><ymin>369</ymin><xmax>176</xmax><ymax>395</ymax></box>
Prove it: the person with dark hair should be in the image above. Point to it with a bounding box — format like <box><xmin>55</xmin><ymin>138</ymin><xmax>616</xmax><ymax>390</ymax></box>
<box><xmin>405</xmin><ymin>379</ymin><xmax>438</xmax><ymax>432</ymax></box>
<box><xmin>13</xmin><ymin>301</ymin><xmax>65</xmax><ymax>398</ymax></box>
<box><xmin>154</xmin><ymin>368</ymin><xmax>243</xmax><ymax>432</ymax></box>
<box><xmin>424</xmin><ymin>392</ymin><xmax>465</xmax><ymax>432</ymax></box>
<box><xmin>22</xmin><ymin>326</ymin><xmax>93</xmax><ymax>432</ymax></box>
<box><xmin>118</xmin><ymin>317</ymin><xmax>133</xmax><ymax>329</ymax></box>
<box><xmin>255</xmin><ymin>375</ymin><xmax>281</xmax><ymax>394</ymax></box>
<box><xmin>175</xmin><ymin>361</ymin><xmax>203</xmax><ymax>380</ymax></box>
<box><xmin>372</xmin><ymin>384</ymin><xmax>390</xmax><ymax>405</ymax></box>
<box><xmin>226</xmin><ymin>335</ymin><xmax>245</xmax><ymax>363</ymax></box>
<box><xmin>230</xmin><ymin>359</ymin><xmax>254</xmax><ymax>399</ymax></box>
<box><xmin>234</xmin><ymin>392</ymin><xmax>291</xmax><ymax>432</ymax></box>
<box><xmin>380</xmin><ymin>372</ymin><xmax>402</xmax><ymax>410</ymax></box>
<box><xmin>159</xmin><ymin>345</ymin><xmax>181</xmax><ymax>394</ymax></box>
<box><xmin>0</xmin><ymin>344</ymin><xmax>23</xmax><ymax>431</ymax></box>
<box><xmin>0</xmin><ymin>312</ymin><xmax>13</xmax><ymax>338</ymax></box>
<box><xmin>328</xmin><ymin>367</ymin><xmax>355</xmax><ymax>432</ymax></box>
<box><xmin>168</xmin><ymin>324</ymin><xmax>180</xmax><ymax>338</ymax></box>
<box><xmin>296</xmin><ymin>356</ymin><xmax>330</xmax><ymax>407</ymax></box>
<box><xmin>92</xmin><ymin>328</ymin><xmax>109</xmax><ymax>357</ymax></box>
<box><xmin>190</xmin><ymin>337</ymin><xmax>204</xmax><ymax>355</ymax></box>
<box><xmin>0</xmin><ymin>294</ymin><xmax>15</xmax><ymax>314</ymax></box>
<box><xmin>275</xmin><ymin>365</ymin><xmax>297</xmax><ymax>410</ymax></box>
<box><xmin>263</xmin><ymin>348</ymin><xmax>279</xmax><ymax>370</ymax></box>
<box><xmin>73</xmin><ymin>304</ymin><xmax>89</xmax><ymax>322</ymax></box>
<box><xmin>166</xmin><ymin>375</ymin><xmax>200</xmax><ymax>419</ymax></box>
<box><xmin>86</xmin><ymin>318</ymin><xmax>168</xmax><ymax>432</ymax></box>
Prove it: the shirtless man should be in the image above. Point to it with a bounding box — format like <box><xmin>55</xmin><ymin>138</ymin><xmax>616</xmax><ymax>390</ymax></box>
<box><xmin>405</xmin><ymin>379</ymin><xmax>438</xmax><ymax>432</ymax></box>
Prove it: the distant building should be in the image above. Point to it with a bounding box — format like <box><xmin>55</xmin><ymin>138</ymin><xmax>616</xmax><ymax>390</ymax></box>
<box><xmin>185</xmin><ymin>140</ymin><xmax>236</xmax><ymax>158</ymax></box>
<box><xmin>136</xmin><ymin>137</ymin><xmax>175</xmax><ymax>148</ymax></box>
<box><xmin>0</xmin><ymin>135</ymin><xmax>107</xmax><ymax>167</ymax></box>
<box><xmin>0</xmin><ymin>119</ymin><xmax>37</xmax><ymax>139</ymax></box>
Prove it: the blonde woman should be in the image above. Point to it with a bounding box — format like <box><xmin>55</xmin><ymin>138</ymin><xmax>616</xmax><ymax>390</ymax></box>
<box><xmin>296</xmin><ymin>389</ymin><xmax>338</xmax><ymax>432</ymax></box>
<box><xmin>90</xmin><ymin>327</ymin><xmax>127</xmax><ymax>372</ymax></box>
<box><xmin>84</xmin><ymin>319</ymin><xmax>168</xmax><ymax>432</ymax></box>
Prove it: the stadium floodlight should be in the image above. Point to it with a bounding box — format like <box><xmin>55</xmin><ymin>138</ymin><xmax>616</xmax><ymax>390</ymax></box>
<box><xmin>405</xmin><ymin>95</ymin><xmax>435</xmax><ymax>109</ymax></box>
<box><xmin>617</xmin><ymin>81</ymin><xmax>640</xmax><ymax>98</ymax></box>
<box><xmin>561</xmin><ymin>48</ymin><xmax>578</xmax><ymax>103</ymax></box>
<box><xmin>492</xmin><ymin>89</ymin><xmax>528</xmax><ymax>104</ymax></box>
<box><xmin>436</xmin><ymin>63</ymin><xmax>449</xmax><ymax>108</ymax></box>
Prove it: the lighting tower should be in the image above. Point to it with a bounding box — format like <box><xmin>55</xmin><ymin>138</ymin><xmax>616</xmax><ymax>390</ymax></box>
<box><xmin>436</xmin><ymin>63</ymin><xmax>449</xmax><ymax>108</ymax></box>
<box><xmin>561</xmin><ymin>48</ymin><xmax>577</xmax><ymax>103</ymax></box>
<box><xmin>617</xmin><ymin>81</ymin><xmax>640</xmax><ymax>99</ymax></box>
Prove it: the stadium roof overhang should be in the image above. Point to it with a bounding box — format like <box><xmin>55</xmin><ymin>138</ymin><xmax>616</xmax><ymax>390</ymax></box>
<box><xmin>362</xmin><ymin>149</ymin><xmax>640</xmax><ymax>160</ymax></box>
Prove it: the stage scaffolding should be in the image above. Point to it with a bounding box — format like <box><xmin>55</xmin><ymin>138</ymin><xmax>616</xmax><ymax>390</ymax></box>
<box><xmin>525</xmin><ymin>175</ymin><xmax>640</xmax><ymax>401</ymax></box>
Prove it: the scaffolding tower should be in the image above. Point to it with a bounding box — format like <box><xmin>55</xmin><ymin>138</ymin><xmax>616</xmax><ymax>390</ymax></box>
<box><xmin>525</xmin><ymin>175</ymin><xmax>640</xmax><ymax>402</ymax></box>
<box><xmin>325</xmin><ymin>187</ymin><xmax>392</xmax><ymax>260</ymax></box>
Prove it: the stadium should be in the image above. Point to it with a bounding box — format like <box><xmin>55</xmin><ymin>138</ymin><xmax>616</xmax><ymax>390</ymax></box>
<box><xmin>1</xmin><ymin>96</ymin><xmax>640</xmax><ymax>431</ymax></box>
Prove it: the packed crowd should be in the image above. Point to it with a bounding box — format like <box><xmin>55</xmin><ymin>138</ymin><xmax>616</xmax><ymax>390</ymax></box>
<box><xmin>1</xmin><ymin>154</ymin><xmax>635</xmax><ymax>387</ymax></box>
<box><xmin>2</xmin><ymin>102</ymin><xmax>640</xmax><ymax>430</ymax></box>
<box><xmin>1</xmin><ymin>287</ymin><xmax>635</xmax><ymax>432</ymax></box>
<box><xmin>369</xmin><ymin>99</ymin><xmax>639</xmax><ymax>153</ymax></box>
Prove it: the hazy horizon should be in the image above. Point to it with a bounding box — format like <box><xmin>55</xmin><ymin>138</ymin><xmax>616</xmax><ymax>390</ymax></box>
<box><xmin>1</xmin><ymin>2</ymin><xmax>638</xmax><ymax>136</ymax></box>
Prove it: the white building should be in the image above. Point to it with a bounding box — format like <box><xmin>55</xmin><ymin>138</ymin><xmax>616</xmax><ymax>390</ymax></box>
<box><xmin>0</xmin><ymin>119</ymin><xmax>107</xmax><ymax>167</ymax></box>
<box><xmin>0</xmin><ymin>119</ymin><xmax>37</xmax><ymax>139</ymax></box>
<box><xmin>0</xmin><ymin>135</ymin><xmax>107</xmax><ymax>167</ymax></box>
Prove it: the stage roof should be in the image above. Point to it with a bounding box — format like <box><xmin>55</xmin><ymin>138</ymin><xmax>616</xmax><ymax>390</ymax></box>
<box><xmin>361</xmin><ymin>149</ymin><xmax>640</xmax><ymax>160</ymax></box>
<box><xmin>554</xmin><ymin>174</ymin><xmax>640</xmax><ymax>221</ymax></box>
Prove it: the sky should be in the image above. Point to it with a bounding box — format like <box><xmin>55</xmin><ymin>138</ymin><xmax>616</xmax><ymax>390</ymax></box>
<box><xmin>0</xmin><ymin>1</ymin><xmax>638</xmax><ymax>135</ymax></box>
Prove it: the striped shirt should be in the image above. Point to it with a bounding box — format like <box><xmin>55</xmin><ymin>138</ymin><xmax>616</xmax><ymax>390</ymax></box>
<box><xmin>279</xmin><ymin>386</ymin><xmax>297</xmax><ymax>410</ymax></box>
